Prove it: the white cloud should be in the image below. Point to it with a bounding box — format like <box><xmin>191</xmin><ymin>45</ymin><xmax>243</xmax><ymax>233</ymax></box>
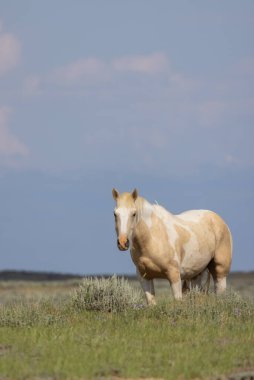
<box><xmin>0</xmin><ymin>107</ymin><xmax>28</xmax><ymax>157</ymax></box>
<box><xmin>40</xmin><ymin>52</ymin><xmax>172</xmax><ymax>89</ymax></box>
<box><xmin>50</xmin><ymin>58</ymin><xmax>110</xmax><ymax>86</ymax></box>
<box><xmin>22</xmin><ymin>52</ymin><xmax>197</xmax><ymax>103</ymax></box>
<box><xmin>0</xmin><ymin>22</ymin><xmax>21</xmax><ymax>75</ymax></box>
<box><xmin>18</xmin><ymin>51</ymin><xmax>254</xmax><ymax>175</ymax></box>
<box><xmin>112</xmin><ymin>52</ymin><xmax>169</xmax><ymax>74</ymax></box>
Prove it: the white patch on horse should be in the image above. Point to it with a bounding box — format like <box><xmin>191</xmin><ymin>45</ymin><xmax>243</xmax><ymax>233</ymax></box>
<box><xmin>173</xmin><ymin>211</ymin><xmax>209</xmax><ymax>277</ymax></box>
<box><xmin>153</xmin><ymin>205</ymin><xmax>179</xmax><ymax>248</ymax></box>
<box><xmin>177</xmin><ymin>210</ymin><xmax>208</xmax><ymax>222</ymax></box>
<box><xmin>180</xmin><ymin>231</ymin><xmax>201</xmax><ymax>277</ymax></box>
<box><xmin>115</xmin><ymin>207</ymin><xmax>130</xmax><ymax>234</ymax></box>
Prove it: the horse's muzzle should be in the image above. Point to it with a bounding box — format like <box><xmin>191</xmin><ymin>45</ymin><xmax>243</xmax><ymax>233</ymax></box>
<box><xmin>117</xmin><ymin>237</ymin><xmax>129</xmax><ymax>251</ymax></box>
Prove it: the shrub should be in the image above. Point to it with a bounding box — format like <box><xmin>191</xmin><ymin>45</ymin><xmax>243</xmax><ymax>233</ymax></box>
<box><xmin>72</xmin><ymin>275</ymin><xmax>143</xmax><ymax>312</ymax></box>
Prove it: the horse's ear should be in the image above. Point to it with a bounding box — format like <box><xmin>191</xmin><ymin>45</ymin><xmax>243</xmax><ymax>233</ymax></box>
<box><xmin>132</xmin><ymin>188</ymin><xmax>138</xmax><ymax>201</ymax></box>
<box><xmin>112</xmin><ymin>188</ymin><xmax>119</xmax><ymax>200</ymax></box>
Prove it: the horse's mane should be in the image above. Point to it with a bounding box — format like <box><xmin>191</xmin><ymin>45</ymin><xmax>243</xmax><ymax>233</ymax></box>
<box><xmin>135</xmin><ymin>196</ymin><xmax>153</xmax><ymax>222</ymax></box>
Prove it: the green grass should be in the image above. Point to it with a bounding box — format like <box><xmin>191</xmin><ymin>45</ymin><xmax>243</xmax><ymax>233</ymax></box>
<box><xmin>0</xmin><ymin>284</ymin><xmax>253</xmax><ymax>380</ymax></box>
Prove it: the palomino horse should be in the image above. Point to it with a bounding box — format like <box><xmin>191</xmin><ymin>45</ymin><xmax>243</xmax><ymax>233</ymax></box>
<box><xmin>112</xmin><ymin>188</ymin><xmax>232</xmax><ymax>305</ymax></box>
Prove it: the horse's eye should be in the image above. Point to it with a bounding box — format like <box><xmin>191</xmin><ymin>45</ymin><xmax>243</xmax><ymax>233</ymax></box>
<box><xmin>133</xmin><ymin>212</ymin><xmax>136</xmax><ymax>217</ymax></box>
<box><xmin>114</xmin><ymin>212</ymin><xmax>117</xmax><ymax>217</ymax></box>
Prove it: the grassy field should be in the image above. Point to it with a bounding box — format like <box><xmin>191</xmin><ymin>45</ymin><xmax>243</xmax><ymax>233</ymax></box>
<box><xmin>0</xmin><ymin>273</ymin><xmax>253</xmax><ymax>380</ymax></box>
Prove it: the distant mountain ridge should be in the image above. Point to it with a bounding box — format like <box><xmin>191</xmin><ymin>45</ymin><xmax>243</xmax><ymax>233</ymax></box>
<box><xmin>0</xmin><ymin>270</ymin><xmax>83</xmax><ymax>281</ymax></box>
<box><xmin>0</xmin><ymin>270</ymin><xmax>253</xmax><ymax>282</ymax></box>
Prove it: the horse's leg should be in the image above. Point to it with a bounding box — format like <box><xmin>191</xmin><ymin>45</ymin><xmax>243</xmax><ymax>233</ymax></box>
<box><xmin>171</xmin><ymin>278</ymin><xmax>182</xmax><ymax>299</ymax></box>
<box><xmin>187</xmin><ymin>269</ymin><xmax>211</xmax><ymax>293</ymax></box>
<box><xmin>166</xmin><ymin>267</ymin><xmax>182</xmax><ymax>300</ymax></box>
<box><xmin>136</xmin><ymin>269</ymin><xmax>156</xmax><ymax>306</ymax></box>
<box><xmin>193</xmin><ymin>273</ymin><xmax>203</xmax><ymax>290</ymax></box>
<box><xmin>208</xmin><ymin>243</ymin><xmax>231</xmax><ymax>294</ymax></box>
<box><xmin>201</xmin><ymin>269</ymin><xmax>211</xmax><ymax>294</ymax></box>
<box><xmin>208</xmin><ymin>262</ymin><xmax>227</xmax><ymax>295</ymax></box>
<box><xmin>189</xmin><ymin>272</ymin><xmax>205</xmax><ymax>291</ymax></box>
<box><xmin>182</xmin><ymin>280</ymin><xmax>190</xmax><ymax>294</ymax></box>
<box><xmin>208</xmin><ymin>218</ymin><xmax>232</xmax><ymax>294</ymax></box>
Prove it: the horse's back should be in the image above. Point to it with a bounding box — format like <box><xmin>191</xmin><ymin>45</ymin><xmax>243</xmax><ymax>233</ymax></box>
<box><xmin>177</xmin><ymin>209</ymin><xmax>214</xmax><ymax>222</ymax></box>
<box><xmin>177</xmin><ymin>209</ymin><xmax>231</xmax><ymax>237</ymax></box>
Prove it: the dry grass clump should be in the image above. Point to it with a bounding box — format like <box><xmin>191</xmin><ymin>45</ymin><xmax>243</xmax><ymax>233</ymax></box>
<box><xmin>72</xmin><ymin>275</ymin><xmax>143</xmax><ymax>312</ymax></box>
<box><xmin>144</xmin><ymin>289</ymin><xmax>254</xmax><ymax>323</ymax></box>
<box><xmin>0</xmin><ymin>299</ymin><xmax>67</xmax><ymax>327</ymax></box>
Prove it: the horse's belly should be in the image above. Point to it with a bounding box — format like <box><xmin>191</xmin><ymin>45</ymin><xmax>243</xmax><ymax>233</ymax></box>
<box><xmin>180</xmin><ymin>248</ymin><xmax>213</xmax><ymax>279</ymax></box>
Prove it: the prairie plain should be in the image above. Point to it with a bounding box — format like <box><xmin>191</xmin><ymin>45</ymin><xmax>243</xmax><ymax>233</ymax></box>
<box><xmin>0</xmin><ymin>271</ymin><xmax>253</xmax><ymax>380</ymax></box>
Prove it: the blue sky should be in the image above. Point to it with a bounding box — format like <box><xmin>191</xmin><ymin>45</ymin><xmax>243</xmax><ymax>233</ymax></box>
<box><xmin>0</xmin><ymin>1</ymin><xmax>253</xmax><ymax>274</ymax></box>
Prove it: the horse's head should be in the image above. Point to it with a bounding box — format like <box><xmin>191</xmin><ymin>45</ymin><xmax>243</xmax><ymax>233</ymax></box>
<box><xmin>112</xmin><ymin>188</ymin><xmax>138</xmax><ymax>251</ymax></box>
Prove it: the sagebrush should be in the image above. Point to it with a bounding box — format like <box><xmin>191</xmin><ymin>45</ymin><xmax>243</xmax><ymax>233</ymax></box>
<box><xmin>72</xmin><ymin>275</ymin><xmax>143</xmax><ymax>312</ymax></box>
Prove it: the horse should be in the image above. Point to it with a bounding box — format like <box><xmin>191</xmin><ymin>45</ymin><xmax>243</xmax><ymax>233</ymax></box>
<box><xmin>112</xmin><ymin>188</ymin><xmax>232</xmax><ymax>305</ymax></box>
